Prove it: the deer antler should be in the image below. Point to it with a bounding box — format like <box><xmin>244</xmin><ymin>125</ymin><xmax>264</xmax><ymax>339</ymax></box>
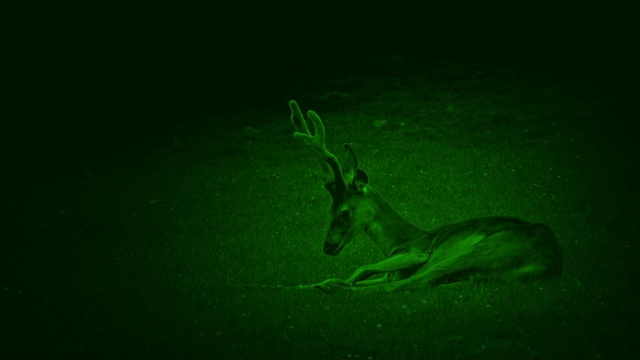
<box><xmin>289</xmin><ymin>100</ymin><xmax>347</xmax><ymax>195</ymax></box>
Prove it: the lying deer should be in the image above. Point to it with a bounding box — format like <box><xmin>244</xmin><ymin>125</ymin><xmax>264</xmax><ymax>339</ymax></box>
<box><xmin>288</xmin><ymin>100</ymin><xmax>562</xmax><ymax>293</ymax></box>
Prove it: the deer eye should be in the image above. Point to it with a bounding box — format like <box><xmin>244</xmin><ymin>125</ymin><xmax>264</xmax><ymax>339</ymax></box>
<box><xmin>340</xmin><ymin>209</ymin><xmax>351</xmax><ymax>221</ymax></box>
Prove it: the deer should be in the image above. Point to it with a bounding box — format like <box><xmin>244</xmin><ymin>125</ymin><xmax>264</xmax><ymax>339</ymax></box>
<box><xmin>287</xmin><ymin>100</ymin><xmax>563</xmax><ymax>293</ymax></box>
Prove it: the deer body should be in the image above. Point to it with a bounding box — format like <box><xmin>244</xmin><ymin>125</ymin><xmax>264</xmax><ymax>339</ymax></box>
<box><xmin>288</xmin><ymin>100</ymin><xmax>562</xmax><ymax>293</ymax></box>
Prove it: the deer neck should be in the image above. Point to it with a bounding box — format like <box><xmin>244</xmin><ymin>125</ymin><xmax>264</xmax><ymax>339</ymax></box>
<box><xmin>362</xmin><ymin>186</ymin><xmax>426</xmax><ymax>257</ymax></box>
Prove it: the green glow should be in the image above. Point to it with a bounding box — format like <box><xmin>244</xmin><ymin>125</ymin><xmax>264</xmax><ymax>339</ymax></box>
<box><xmin>291</xmin><ymin>101</ymin><xmax>562</xmax><ymax>293</ymax></box>
<box><xmin>13</xmin><ymin>54</ymin><xmax>634</xmax><ymax>359</ymax></box>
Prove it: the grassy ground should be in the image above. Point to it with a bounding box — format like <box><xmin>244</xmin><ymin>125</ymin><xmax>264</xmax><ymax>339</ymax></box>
<box><xmin>5</xmin><ymin>58</ymin><xmax>639</xmax><ymax>359</ymax></box>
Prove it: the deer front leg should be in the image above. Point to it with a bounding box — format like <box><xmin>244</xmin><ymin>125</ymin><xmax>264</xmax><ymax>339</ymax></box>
<box><xmin>342</xmin><ymin>251</ymin><xmax>428</xmax><ymax>286</ymax></box>
<box><xmin>313</xmin><ymin>278</ymin><xmax>348</xmax><ymax>293</ymax></box>
<box><xmin>381</xmin><ymin>253</ymin><xmax>474</xmax><ymax>292</ymax></box>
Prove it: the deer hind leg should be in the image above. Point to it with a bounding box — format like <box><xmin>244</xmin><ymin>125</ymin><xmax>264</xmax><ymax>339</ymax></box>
<box><xmin>381</xmin><ymin>253</ymin><xmax>476</xmax><ymax>292</ymax></box>
<box><xmin>470</xmin><ymin>263</ymin><xmax>552</xmax><ymax>283</ymax></box>
<box><xmin>342</xmin><ymin>251</ymin><xmax>428</xmax><ymax>286</ymax></box>
<box><xmin>382</xmin><ymin>261</ymin><xmax>546</xmax><ymax>292</ymax></box>
<box><xmin>473</xmin><ymin>225</ymin><xmax>563</xmax><ymax>282</ymax></box>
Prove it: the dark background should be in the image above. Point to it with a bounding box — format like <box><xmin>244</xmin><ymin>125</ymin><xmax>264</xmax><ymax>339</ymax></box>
<box><xmin>7</xmin><ymin>11</ymin><xmax>636</xmax><ymax>190</ymax></box>
<box><xmin>4</xmin><ymin>9</ymin><xmax>640</xmax><ymax>358</ymax></box>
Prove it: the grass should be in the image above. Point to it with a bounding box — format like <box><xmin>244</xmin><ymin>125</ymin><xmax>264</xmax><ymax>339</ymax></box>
<box><xmin>5</xmin><ymin>57</ymin><xmax>639</xmax><ymax>359</ymax></box>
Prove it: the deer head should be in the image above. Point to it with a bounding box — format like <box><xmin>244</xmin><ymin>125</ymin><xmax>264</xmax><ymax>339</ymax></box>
<box><xmin>289</xmin><ymin>100</ymin><xmax>373</xmax><ymax>255</ymax></box>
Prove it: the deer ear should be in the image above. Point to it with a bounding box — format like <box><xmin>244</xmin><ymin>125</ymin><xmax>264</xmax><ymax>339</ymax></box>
<box><xmin>342</xmin><ymin>143</ymin><xmax>358</xmax><ymax>180</ymax></box>
<box><xmin>352</xmin><ymin>168</ymin><xmax>369</xmax><ymax>192</ymax></box>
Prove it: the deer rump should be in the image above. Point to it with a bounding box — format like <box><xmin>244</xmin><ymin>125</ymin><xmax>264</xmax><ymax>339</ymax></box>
<box><xmin>388</xmin><ymin>216</ymin><xmax>563</xmax><ymax>286</ymax></box>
